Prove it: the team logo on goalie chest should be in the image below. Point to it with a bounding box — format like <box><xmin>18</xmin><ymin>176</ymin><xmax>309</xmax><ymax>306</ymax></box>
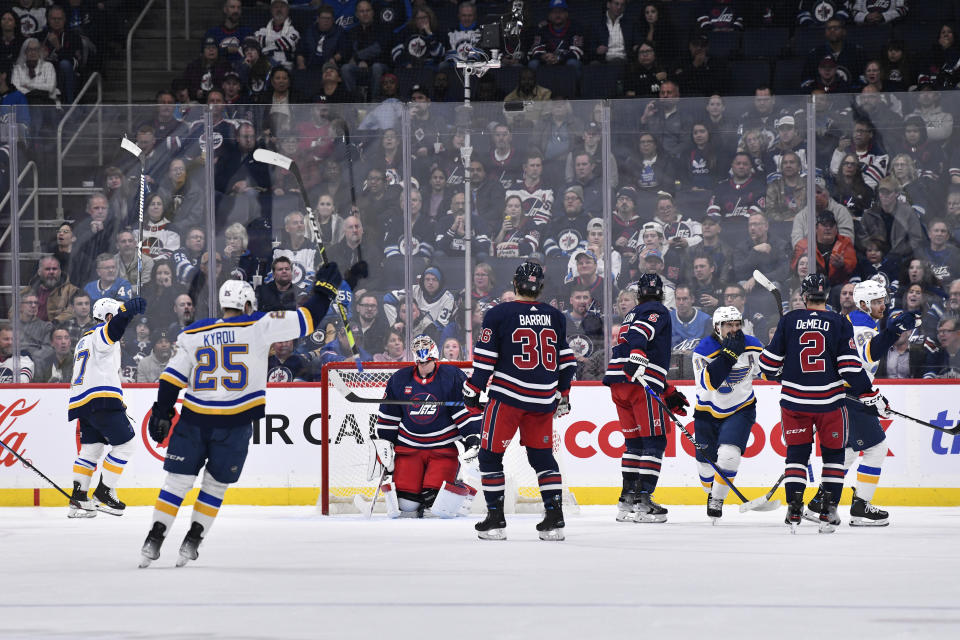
<box><xmin>404</xmin><ymin>386</ymin><xmax>412</xmax><ymax>394</ymax></box>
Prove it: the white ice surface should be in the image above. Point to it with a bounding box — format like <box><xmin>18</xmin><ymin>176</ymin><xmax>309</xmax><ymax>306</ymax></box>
<box><xmin>2</xmin><ymin>505</ymin><xmax>959</xmax><ymax>640</ymax></box>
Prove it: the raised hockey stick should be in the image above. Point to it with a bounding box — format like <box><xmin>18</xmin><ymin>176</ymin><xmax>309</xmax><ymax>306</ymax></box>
<box><xmin>252</xmin><ymin>148</ymin><xmax>363</xmax><ymax>370</ymax></box>
<box><xmin>738</xmin><ymin>473</ymin><xmax>785</xmax><ymax>513</ymax></box>
<box><xmin>642</xmin><ymin>385</ymin><xmax>754</xmax><ymax>506</ymax></box>
<box><xmin>121</xmin><ymin>135</ymin><xmax>146</xmax><ymax>295</ymax></box>
<box><xmin>330</xmin><ymin>372</ymin><xmax>465</xmax><ymax>406</ymax></box>
<box><xmin>0</xmin><ymin>440</ymin><xmax>79</xmax><ymax>507</ymax></box>
<box><xmin>752</xmin><ymin>269</ymin><xmax>783</xmax><ymax>318</ymax></box>
<box><xmin>341</xmin><ymin>121</ymin><xmax>358</xmax><ymax>213</ymax></box>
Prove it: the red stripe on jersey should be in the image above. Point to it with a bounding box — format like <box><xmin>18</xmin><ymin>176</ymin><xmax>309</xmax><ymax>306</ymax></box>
<box><xmin>494</xmin><ymin>378</ymin><xmax>557</xmax><ymax>397</ymax></box>
<box><xmin>783</xmin><ymin>387</ymin><xmax>844</xmax><ymax>399</ymax></box>
<box><xmin>474</xmin><ymin>353</ymin><xmax>497</xmax><ymax>364</ymax></box>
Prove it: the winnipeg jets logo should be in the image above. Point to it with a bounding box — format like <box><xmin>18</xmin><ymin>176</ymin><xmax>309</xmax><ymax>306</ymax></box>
<box><xmin>814</xmin><ymin>2</ymin><xmax>835</xmax><ymax>21</ymax></box>
<box><xmin>408</xmin><ymin>36</ymin><xmax>427</xmax><ymax>57</ymax></box>
<box><xmin>409</xmin><ymin>393</ymin><xmax>438</xmax><ymax>423</ymax></box>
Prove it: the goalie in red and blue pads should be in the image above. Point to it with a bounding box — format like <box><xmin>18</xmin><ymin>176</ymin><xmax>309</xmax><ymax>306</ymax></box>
<box><xmin>372</xmin><ymin>334</ymin><xmax>481</xmax><ymax>518</ymax></box>
<box><xmin>759</xmin><ymin>273</ymin><xmax>891</xmax><ymax>533</ymax></box>
<box><xmin>603</xmin><ymin>273</ymin><xmax>690</xmax><ymax>523</ymax></box>
<box><xmin>463</xmin><ymin>261</ymin><xmax>576</xmax><ymax>541</ymax></box>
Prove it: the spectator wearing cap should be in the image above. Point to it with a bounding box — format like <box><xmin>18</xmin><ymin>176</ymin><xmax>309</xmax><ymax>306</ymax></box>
<box><xmin>543</xmin><ymin>186</ymin><xmax>593</xmax><ymax>258</ymax></box>
<box><xmin>857</xmin><ymin>176</ymin><xmax>926</xmax><ymax>261</ymax></box>
<box><xmin>769</xmin><ymin>115</ymin><xmax>808</xmax><ymax>174</ymax></box>
<box><xmin>635</xmin><ymin>248</ymin><xmax>675</xmax><ymax>309</ymax></box>
<box><xmin>313</xmin><ymin>59</ymin><xmax>355</xmax><ymax>102</ymax></box>
<box><xmin>182</xmin><ymin>35</ymin><xmax>233</xmax><ymax>102</ymax></box>
<box><xmin>791</xmin><ymin>171</ymin><xmax>854</xmax><ymax>247</ymax></box>
<box><xmin>296</xmin><ymin>3</ymin><xmax>347</xmax><ymax>90</ymax></box>
<box><xmin>589</xmin><ymin>0</ymin><xmax>639</xmax><ymax>64</ymax></box>
<box><xmin>254</xmin><ymin>0</ymin><xmax>300</xmax><ymax>71</ymax></box>
<box><xmin>567</xmin><ymin>120</ymin><xmax>619</xmax><ymax>188</ymax></box>
<box><xmin>611</xmin><ymin>185</ymin><xmax>644</xmax><ymax>250</ymax></box>
<box><xmin>502</xmin><ymin>67</ymin><xmax>552</xmax><ymax>129</ymax></box>
<box><xmin>565</xmin><ymin>248</ymin><xmax>604</xmax><ymax>303</ymax></box>
<box><xmin>529</xmin><ymin>0</ymin><xmax>585</xmax><ymax>72</ymax></box>
<box><xmin>220</xmin><ymin>70</ymin><xmax>249</xmax><ymax>111</ymax></box>
<box><xmin>340</xmin><ymin>0</ymin><xmax>390</xmax><ymax>100</ymax></box>
<box><xmin>628</xmin><ymin>220</ymin><xmax>667</xmax><ymax>267</ymax></box>
<box><xmin>639</xmin><ymin>79</ymin><xmax>689</xmax><ymax>161</ymax></box>
<box><xmin>136</xmin><ymin>328</ymin><xmax>174</xmax><ymax>383</ymax></box>
<box><xmin>203</xmin><ymin>0</ymin><xmax>253</xmax><ymax>64</ymax></box>
<box><xmin>792</xmin><ymin>209</ymin><xmax>857</xmax><ymax>286</ymax></box>
<box><xmin>392</xmin><ymin>5</ymin><xmax>444</xmax><ymax>70</ymax></box>
<box><xmin>670</xmin><ymin>285</ymin><xmax>711</xmax><ymax>348</ymax></box>
<box><xmin>694</xmin><ymin>214</ymin><xmax>734</xmax><ymax>284</ymax></box>
<box><xmin>236</xmin><ymin>35</ymin><xmax>272</xmax><ymax>96</ymax></box>
<box><xmin>802</xmin><ymin>18</ymin><xmax>863</xmax><ymax>89</ymax></box>
<box><xmin>563</xmin><ymin>217</ymin><xmax>620</xmax><ymax>284</ymax></box>
<box><xmin>408</xmin><ymin>83</ymin><xmax>448</xmax><ymax>159</ymax></box>
<box><xmin>732</xmin><ymin>212</ymin><xmax>789</xmax><ymax>296</ymax></box>
<box><xmin>802</xmin><ymin>54</ymin><xmax>851</xmax><ymax>93</ymax></box>
<box><xmin>673</xmin><ymin>32</ymin><xmax>728</xmax><ymax>97</ymax></box>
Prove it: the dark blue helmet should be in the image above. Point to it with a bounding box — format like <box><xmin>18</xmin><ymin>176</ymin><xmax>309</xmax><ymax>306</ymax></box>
<box><xmin>513</xmin><ymin>261</ymin><xmax>545</xmax><ymax>298</ymax></box>
<box><xmin>634</xmin><ymin>272</ymin><xmax>663</xmax><ymax>301</ymax></box>
<box><xmin>801</xmin><ymin>273</ymin><xmax>828</xmax><ymax>302</ymax></box>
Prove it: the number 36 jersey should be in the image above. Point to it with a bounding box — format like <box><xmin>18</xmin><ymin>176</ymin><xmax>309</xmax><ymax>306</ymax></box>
<box><xmin>468</xmin><ymin>300</ymin><xmax>577</xmax><ymax>414</ymax></box>
<box><xmin>160</xmin><ymin>309</ymin><xmax>315</xmax><ymax>427</ymax></box>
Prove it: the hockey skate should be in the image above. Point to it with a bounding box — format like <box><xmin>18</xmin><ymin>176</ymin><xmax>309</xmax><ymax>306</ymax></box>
<box><xmin>802</xmin><ymin>486</ymin><xmax>824</xmax><ymax>524</ymax></box>
<box><xmin>176</xmin><ymin>522</ymin><xmax>205</xmax><ymax>567</ymax></box>
<box><xmin>67</xmin><ymin>481</ymin><xmax>97</xmax><ymax>519</ymax></box>
<box><xmin>707</xmin><ymin>495</ymin><xmax>723</xmax><ymax>524</ymax></box>
<box><xmin>92</xmin><ymin>479</ymin><xmax>125</xmax><ymax>516</ymax></box>
<box><xmin>849</xmin><ymin>491</ymin><xmax>889</xmax><ymax>527</ymax></box>
<box><xmin>616</xmin><ymin>480</ymin><xmax>640</xmax><ymax>522</ymax></box>
<box><xmin>818</xmin><ymin>502</ymin><xmax>841</xmax><ymax>534</ymax></box>
<box><xmin>476</xmin><ymin>497</ymin><xmax>507</xmax><ymax>541</ymax></box>
<box><xmin>785</xmin><ymin>499</ymin><xmax>804</xmax><ymax>534</ymax></box>
<box><xmin>634</xmin><ymin>492</ymin><xmax>667</xmax><ymax>523</ymax></box>
<box><xmin>138</xmin><ymin>521</ymin><xmax>167</xmax><ymax>568</ymax></box>
<box><xmin>536</xmin><ymin>497</ymin><xmax>565</xmax><ymax>541</ymax></box>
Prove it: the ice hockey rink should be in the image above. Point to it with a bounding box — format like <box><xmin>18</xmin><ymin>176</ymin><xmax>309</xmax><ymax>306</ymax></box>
<box><xmin>2</xmin><ymin>505</ymin><xmax>958</xmax><ymax>640</ymax></box>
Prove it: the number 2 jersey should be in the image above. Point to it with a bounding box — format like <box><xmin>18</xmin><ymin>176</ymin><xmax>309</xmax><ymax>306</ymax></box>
<box><xmin>759</xmin><ymin>308</ymin><xmax>872</xmax><ymax>413</ymax></box>
<box><xmin>160</xmin><ymin>308</ymin><xmax>316</xmax><ymax>427</ymax></box>
<box><xmin>602</xmin><ymin>300</ymin><xmax>673</xmax><ymax>394</ymax></box>
<box><xmin>376</xmin><ymin>364</ymin><xmax>481</xmax><ymax>449</ymax></box>
<box><xmin>468</xmin><ymin>300</ymin><xmax>576</xmax><ymax>413</ymax></box>
<box><xmin>68</xmin><ymin>323</ymin><xmax>123</xmax><ymax>420</ymax></box>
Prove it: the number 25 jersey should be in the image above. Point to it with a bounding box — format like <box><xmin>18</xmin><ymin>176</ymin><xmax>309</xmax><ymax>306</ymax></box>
<box><xmin>469</xmin><ymin>300</ymin><xmax>577</xmax><ymax>413</ymax></box>
<box><xmin>160</xmin><ymin>309</ymin><xmax>315</xmax><ymax>427</ymax></box>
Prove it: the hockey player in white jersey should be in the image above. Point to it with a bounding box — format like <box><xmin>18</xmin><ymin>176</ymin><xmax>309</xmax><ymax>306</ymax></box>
<box><xmin>67</xmin><ymin>296</ymin><xmax>148</xmax><ymax>517</ymax></box>
<box><xmin>691</xmin><ymin>307</ymin><xmax>763</xmax><ymax>522</ymax></box>
<box><xmin>139</xmin><ymin>265</ymin><xmax>342</xmax><ymax>567</ymax></box>
<box><xmin>803</xmin><ymin>279</ymin><xmax>919</xmax><ymax>526</ymax></box>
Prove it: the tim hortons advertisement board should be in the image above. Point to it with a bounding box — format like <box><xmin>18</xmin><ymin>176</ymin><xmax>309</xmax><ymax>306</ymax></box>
<box><xmin>1</xmin><ymin>382</ymin><xmax>958</xmax><ymax>506</ymax></box>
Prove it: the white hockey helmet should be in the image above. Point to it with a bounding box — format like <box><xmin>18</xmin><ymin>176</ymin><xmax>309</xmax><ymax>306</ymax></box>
<box><xmin>853</xmin><ymin>279</ymin><xmax>887</xmax><ymax>311</ymax></box>
<box><xmin>92</xmin><ymin>297</ymin><xmax>124</xmax><ymax>322</ymax></box>
<box><xmin>219</xmin><ymin>279</ymin><xmax>257</xmax><ymax>313</ymax></box>
<box><xmin>712</xmin><ymin>305</ymin><xmax>743</xmax><ymax>335</ymax></box>
<box><xmin>412</xmin><ymin>334</ymin><xmax>439</xmax><ymax>363</ymax></box>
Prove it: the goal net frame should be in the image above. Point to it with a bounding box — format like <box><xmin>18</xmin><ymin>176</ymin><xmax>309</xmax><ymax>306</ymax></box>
<box><xmin>319</xmin><ymin>361</ymin><xmax>578</xmax><ymax>515</ymax></box>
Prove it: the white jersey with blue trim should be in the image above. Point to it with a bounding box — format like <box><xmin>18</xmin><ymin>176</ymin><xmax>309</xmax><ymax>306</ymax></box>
<box><xmin>160</xmin><ymin>308</ymin><xmax>314</xmax><ymax>427</ymax></box>
<box><xmin>68</xmin><ymin>323</ymin><xmax>123</xmax><ymax>419</ymax></box>
<box><xmin>847</xmin><ymin>309</ymin><xmax>880</xmax><ymax>381</ymax></box>
<box><xmin>691</xmin><ymin>334</ymin><xmax>763</xmax><ymax>418</ymax></box>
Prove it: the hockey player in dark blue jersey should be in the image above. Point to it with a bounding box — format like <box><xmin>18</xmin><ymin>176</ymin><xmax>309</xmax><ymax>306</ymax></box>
<box><xmin>371</xmin><ymin>335</ymin><xmax>481</xmax><ymax>518</ymax></box>
<box><xmin>802</xmin><ymin>279</ymin><xmax>919</xmax><ymax>527</ymax></box>
<box><xmin>759</xmin><ymin>274</ymin><xmax>891</xmax><ymax>533</ymax></box>
<box><xmin>603</xmin><ymin>273</ymin><xmax>690</xmax><ymax>523</ymax></box>
<box><xmin>463</xmin><ymin>262</ymin><xmax>577</xmax><ymax>541</ymax></box>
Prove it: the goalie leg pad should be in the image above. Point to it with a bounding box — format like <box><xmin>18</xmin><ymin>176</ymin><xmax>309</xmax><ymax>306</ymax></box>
<box><xmin>428</xmin><ymin>481</ymin><xmax>477</xmax><ymax>518</ymax></box>
<box><xmin>381</xmin><ymin>481</ymin><xmax>401</xmax><ymax>518</ymax></box>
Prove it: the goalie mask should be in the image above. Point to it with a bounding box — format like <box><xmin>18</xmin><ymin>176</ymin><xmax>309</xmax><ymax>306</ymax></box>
<box><xmin>412</xmin><ymin>334</ymin><xmax>439</xmax><ymax>363</ymax></box>
<box><xmin>219</xmin><ymin>279</ymin><xmax>257</xmax><ymax>313</ymax></box>
<box><xmin>92</xmin><ymin>297</ymin><xmax>123</xmax><ymax>322</ymax></box>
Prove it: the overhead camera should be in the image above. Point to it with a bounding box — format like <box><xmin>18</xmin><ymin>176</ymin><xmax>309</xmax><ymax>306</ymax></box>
<box><xmin>478</xmin><ymin>0</ymin><xmax>524</xmax><ymax>53</ymax></box>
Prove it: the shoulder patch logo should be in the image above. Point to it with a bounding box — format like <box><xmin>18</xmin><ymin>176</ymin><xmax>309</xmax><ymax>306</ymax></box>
<box><xmin>647</xmin><ymin>313</ymin><xmax>659</xmax><ymax>323</ymax></box>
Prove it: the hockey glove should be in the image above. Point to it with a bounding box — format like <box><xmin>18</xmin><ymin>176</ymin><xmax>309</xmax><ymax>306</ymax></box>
<box><xmin>148</xmin><ymin>403</ymin><xmax>175</xmax><ymax>443</ymax></box>
<box><xmin>860</xmin><ymin>389</ymin><xmax>891</xmax><ymax>418</ymax></box>
<box><xmin>720</xmin><ymin>329</ymin><xmax>745</xmax><ymax>363</ymax></box>
<box><xmin>460</xmin><ymin>434</ymin><xmax>481</xmax><ymax>464</ymax></box>
<box><xmin>888</xmin><ymin>310</ymin><xmax>920</xmax><ymax>334</ymax></box>
<box><xmin>120</xmin><ymin>297</ymin><xmax>148</xmax><ymax>317</ymax></box>
<box><xmin>344</xmin><ymin>261</ymin><xmax>369</xmax><ymax>289</ymax></box>
<box><xmin>664</xmin><ymin>384</ymin><xmax>690</xmax><ymax>417</ymax></box>
<box><xmin>313</xmin><ymin>262</ymin><xmax>343</xmax><ymax>301</ymax></box>
<box><xmin>554</xmin><ymin>390</ymin><xmax>571</xmax><ymax>419</ymax></box>
<box><xmin>462</xmin><ymin>380</ymin><xmax>484</xmax><ymax>415</ymax></box>
<box><xmin>622</xmin><ymin>349</ymin><xmax>648</xmax><ymax>383</ymax></box>
<box><xmin>371</xmin><ymin>438</ymin><xmax>395</xmax><ymax>474</ymax></box>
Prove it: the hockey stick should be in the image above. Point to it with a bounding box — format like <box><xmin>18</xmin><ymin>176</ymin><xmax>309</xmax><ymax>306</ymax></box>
<box><xmin>738</xmin><ymin>473</ymin><xmax>785</xmax><ymax>513</ymax></box>
<box><xmin>253</xmin><ymin>148</ymin><xmax>363</xmax><ymax>370</ymax></box>
<box><xmin>752</xmin><ymin>269</ymin><xmax>783</xmax><ymax>318</ymax></box>
<box><xmin>0</xmin><ymin>440</ymin><xmax>79</xmax><ymax>507</ymax></box>
<box><xmin>121</xmin><ymin>136</ymin><xmax>146</xmax><ymax>295</ymax></box>
<box><xmin>851</xmin><ymin>399</ymin><xmax>960</xmax><ymax>435</ymax></box>
<box><xmin>330</xmin><ymin>371</ymin><xmax>465</xmax><ymax>406</ymax></box>
<box><xmin>341</xmin><ymin>121</ymin><xmax>358</xmax><ymax>213</ymax></box>
<box><xmin>642</xmin><ymin>384</ymin><xmax>754</xmax><ymax>506</ymax></box>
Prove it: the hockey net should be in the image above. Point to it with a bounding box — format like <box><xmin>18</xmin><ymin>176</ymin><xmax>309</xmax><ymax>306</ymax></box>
<box><xmin>319</xmin><ymin>361</ymin><xmax>578</xmax><ymax>515</ymax></box>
